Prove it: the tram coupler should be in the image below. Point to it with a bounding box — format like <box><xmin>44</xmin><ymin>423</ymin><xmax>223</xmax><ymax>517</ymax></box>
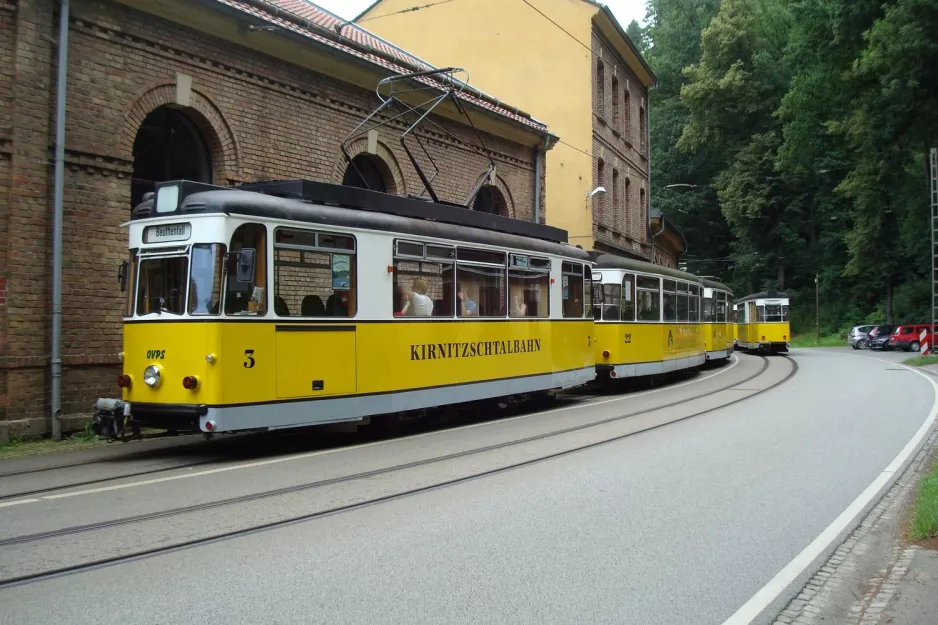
<box><xmin>92</xmin><ymin>398</ymin><xmax>141</xmax><ymax>441</ymax></box>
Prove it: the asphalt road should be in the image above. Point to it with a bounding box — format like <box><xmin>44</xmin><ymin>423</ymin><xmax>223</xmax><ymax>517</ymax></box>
<box><xmin>1</xmin><ymin>348</ymin><xmax>934</xmax><ymax>625</ymax></box>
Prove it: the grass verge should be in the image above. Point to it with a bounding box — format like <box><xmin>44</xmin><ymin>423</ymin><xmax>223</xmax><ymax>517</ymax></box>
<box><xmin>789</xmin><ymin>333</ymin><xmax>844</xmax><ymax>348</ymax></box>
<box><xmin>904</xmin><ymin>355</ymin><xmax>938</xmax><ymax>367</ymax></box>
<box><xmin>0</xmin><ymin>426</ymin><xmax>108</xmax><ymax>460</ymax></box>
<box><xmin>910</xmin><ymin>457</ymin><xmax>938</xmax><ymax>541</ymax></box>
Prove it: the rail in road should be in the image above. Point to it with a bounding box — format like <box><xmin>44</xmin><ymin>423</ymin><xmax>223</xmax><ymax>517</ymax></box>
<box><xmin>0</xmin><ymin>353</ymin><xmax>795</xmax><ymax>587</ymax></box>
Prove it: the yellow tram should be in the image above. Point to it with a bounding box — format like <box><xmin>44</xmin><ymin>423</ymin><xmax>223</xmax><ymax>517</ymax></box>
<box><xmin>93</xmin><ymin>179</ymin><xmax>596</xmax><ymax>437</ymax></box>
<box><xmin>701</xmin><ymin>278</ymin><xmax>734</xmax><ymax>362</ymax></box>
<box><xmin>591</xmin><ymin>255</ymin><xmax>705</xmax><ymax>378</ymax></box>
<box><xmin>734</xmin><ymin>291</ymin><xmax>791</xmax><ymax>353</ymax></box>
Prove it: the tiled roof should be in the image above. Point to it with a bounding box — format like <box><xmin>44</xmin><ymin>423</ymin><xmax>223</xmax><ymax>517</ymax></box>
<box><xmin>211</xmin><ymin>0</ymin><xmax>549</xmax><ymax>133</ymax></box>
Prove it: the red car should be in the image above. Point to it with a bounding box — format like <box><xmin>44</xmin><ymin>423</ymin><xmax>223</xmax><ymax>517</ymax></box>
<box><xmin>888</xmin><ymin>324</ymin><xmax>935</xmax><ymax>352</ymax></box>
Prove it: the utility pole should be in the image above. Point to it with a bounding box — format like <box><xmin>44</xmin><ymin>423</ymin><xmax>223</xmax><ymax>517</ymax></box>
<box><xmin>814</xmin><ymin>273</ymin><xmax>821</xmax><ymax>345</ymax></box>
<box><xmin>930</xmin><ymin>148</ymin><xmax>937</xmax><ymax>343</ymax></box>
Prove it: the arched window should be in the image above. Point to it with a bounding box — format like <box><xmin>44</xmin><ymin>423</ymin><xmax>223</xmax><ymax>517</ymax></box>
<box><xmin>625</xmin><ymin>177</ymin><xmax>632</xmax><ymax>236</ymax></box>
<box><xmin>640</xmin><ymin>187</ymin><xmax>647</xmax><ymax>241</ymax></box>
<box><xmin>132</xmin><ymin>106</ymin><xmax>213</xmax><ymax>209</ymax></box>
<box><xmin>612</xmin><ymin>168</ymin><xmax>619</xmax><ymax>230</ymax></box>
<box><xmin>473</xmin><ymin>184</ymin><xmax>508</xmax><ymax>216</ymax></box>
<box><xmin>596</xmin><ymin>60</ymin><xmax>605</xmax><ymax>119</ymax></box>
<box><xmin>611</xmin><ymin>77</ymin><xmax>619</xmax><ymax>128</ymax></box>
<box><xmin>342</xmin><ymin>153</ymin><xmax>395</xmax><ymax>193</ymax></box>
<box><xmin>623</xmin><ymin>86</ymin><xmax>631</xmax><ymax>140</ymax></box>
<box><xmin>639</xmin><ymin>104</ymin><xmax>646</xmax><ymax>152</ymax></box>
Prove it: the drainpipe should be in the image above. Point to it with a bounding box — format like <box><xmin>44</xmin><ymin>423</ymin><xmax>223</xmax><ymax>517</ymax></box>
<box><xmin>51</xmin><ymin>0</ymin><xmax>70</xmax><ymax>439</ymax></box>
<box><xmin>645</xmin><ymin>90</ymin><xmax>654</xmax><ymax>261</ymax></box>
<box><xmin>533</xmin><ymin>134</ymin><xmax>549</xmax><ymax>224</ymax></box>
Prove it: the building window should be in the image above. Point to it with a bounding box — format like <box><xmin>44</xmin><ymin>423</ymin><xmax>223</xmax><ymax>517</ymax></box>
<box><xmin>131</xmin><ymin>106</ymin><xmax>213</xmax><ymax>210</ymax></box>
<box><xmin>612</xmin><ymin>168</ymin><xmax>620</xmax><ymax>230</ymax></box>
<box><xmin>457</xmin><ymin>248</ymin><xmax>506</xmax><ymax>317</ymax></box>
<box><xmin>596</xmin><ymin>60</ymin><xmax>605</xmax><ymax>119</ymax></box>
<box><xmin>639</xmin><ymin>104</ymin><xmax>647</xmax><ymax>152</ymax></box>
<box><xmin>343</xmin><ymin>153</ymin><xmax>394</xmax><ymax>193</ymax></box>
<box><xmin>473</xmin><ymin>184</ymin><xmax>509</xmax><ymax>216</ymax></box>
<box><xmin>623</xmin><ymin>87</ymin><xmax>631</xmax><ymax>141</ymax></box>
<box><xmin>393</xmin><ymin>240</ymin><xmax>455</xmax><ymax>317</ymax></box>
<box><xmin>273</xmin><ymin>228</ymin><xmax>357</xmax><ymax>318</ymax></box>
<box><xmin>625</xmin><ymin>177</ymin><xmax>632</xmax><ymax>237</ymax></box>
<box><xmin>596</xmin><ymin>159</ymin><xmax>605</xmax><ymax>223</ymax></box>
<box><xmin>611</xmin><ymin>77</ymin><xmax>619</xmax><ymax>128</ymax></box>
<box><xmin>509</xmin><ymin>255</ymin><xmax>550</xmax><ymax>317</ymax></box>
<box><xmin>640</xmin><ymin>188</ymin><xmax>647</xmax><ymax>241</ymax></box>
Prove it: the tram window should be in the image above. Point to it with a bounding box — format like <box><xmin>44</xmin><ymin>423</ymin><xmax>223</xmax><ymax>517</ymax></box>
<box><xmin>764</xmin><ymin>304</ymin><xmax>783</xmax><ymax>322</ymax></box>
<box><xmin>225</xmin><ymin>223</ymin><xmax>268</xmax><ymax>316</ymax></box>
<box><xmin>188</xmin><ymin>244</ymin><xmax>226</xmax><ymax>315</ymax></box>
<box><xmin>125</xmin><ymin>249</ymin><xmax>138</xmax><ymax>317</ymax></box>
<box><xmin>757</xmin><ymin>305</ymin><xmax>766</xmax><ymax>322</ymax></box>
<box><xmin>136</xmin><ymin>255</ymin><xmax>188</xmax><ymax>316</ymax></box>
<box><xmin>509</xmin><ymin>255</ymin><xmax>549</xmax><ymax>318</ymax></box>
<box><xmin>782</xmin><ymin>304</ymin><xmax>789</xmax><ymax>321</ymax></box>
<box><xmin>601</xmin><ymin>284</ymin><xmax>621</xmax><ymax>321</ymax></box>
<box><xmin>591</xmin><ymin>281</ymin><xmax>603</xmax><ymax>320</ymax></box>
<box><xmin>395</xmin><ymin>259</ymin><xmax>453</xmax><ymax>317</ymax></box>
<box><xmin>274</xmin><ymin>227</ymin><xmax>357</xmax><ymax>318</ymax></box>
<box><xmin>584</xmin><ymin>265</ymin><xmax>593</xmax><ymax>318</ymax></box>
<box><xmin>703</xmin><ymin>295</ymin><xmax>714</xmax><ymax>323</ymax></box>
<box><xmin>620</xmin><ymin>274</ymin><xmax>635</xmax><ymax>321</ymax></box>
<box><xmin>561</xmin><ymin>262</ymin><xmax>584</xmax><ymax>318</ymax></box>
<box><xmin>453</xmin><ymin>247</ymin><xmax>505</xmax><ymax>317</ymax></box>
<box><xmin>677</xmin><ymin>282</ymin><xmax>689</xmax><ymax>322</ymax></box>
<box><xmin>716</xmin><ymin>292</ymin><xmax>727</xmax><ymax>322</ymax></box>
<box><xmin>636</xmin><ymin>276</ymin><xmax>660</xmax><ymax>321</ymax></box>
<box><xmin>662</xmin><ymin>280</ymin><xmax>677</xmax><ymax>322</ymax></box>
<box><xmin>689</xmin><ymin>285</ymin><xmax>700</xmax><ymax>322</ymax></box>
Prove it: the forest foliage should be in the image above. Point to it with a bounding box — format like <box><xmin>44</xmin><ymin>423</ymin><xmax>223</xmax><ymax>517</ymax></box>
<box><xmin>632</xmin><ymin>0</ymin><xmax>938</xmax><ymax>334</ymax></box>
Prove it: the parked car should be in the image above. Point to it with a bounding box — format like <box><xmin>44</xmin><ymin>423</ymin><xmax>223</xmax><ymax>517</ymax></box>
<box><xmin>887</xmin><ymin>324</ymin><xmax>935</xmax><ymax>352</ymax></box>
<box><xmin>848</xmin><ymin>325</ymin><xmax>876</xmax><ymax>349</ymax></box>
<box><xmin>867</xmin><ymin>325</ymin><xmax>895</xmax><ymax>350</ymax></box>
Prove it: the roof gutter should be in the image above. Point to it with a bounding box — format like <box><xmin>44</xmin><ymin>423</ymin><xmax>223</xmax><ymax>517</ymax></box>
<box><xmin>599</xmin><ymin>6</ymin><xmax>658</xmax><ymax>88</ymax></box>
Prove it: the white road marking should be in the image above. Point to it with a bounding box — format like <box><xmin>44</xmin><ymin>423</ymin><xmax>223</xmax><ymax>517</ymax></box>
<box><xmin>29</xmin><ymin>355</ymin><xmax>742</xmax><ymax>502</ymax></box>
<box><xmin>721</xmin><ymin>357</ymin><xmax>938</xmax><ymax>625</ymax></box>
<box><xmin>0</xmin><ymin>498</ymin><xmax>40</xmax><ymax>508</ymax></box>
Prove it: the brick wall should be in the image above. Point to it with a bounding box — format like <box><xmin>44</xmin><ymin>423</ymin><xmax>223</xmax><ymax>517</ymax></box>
<box><xmin>590</xmin><ymin>27</ymin><xmax>650</xmax><ymax>260</ymax></box>
<box><xmin>0</xmin><ymin>0</ymin><xmax>544</xmax><ymax>438</ymax></box>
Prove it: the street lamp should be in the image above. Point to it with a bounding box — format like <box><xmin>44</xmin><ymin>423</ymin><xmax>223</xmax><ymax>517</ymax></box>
<box><xmin>586</xmin><ymin>186</ymin><xmax>606</xmax><ymax>210</ymax></box>
<box><xmin>664</xmin><ymin>183</ymin><xmax>698</xmax><ymax>189</ymax></box>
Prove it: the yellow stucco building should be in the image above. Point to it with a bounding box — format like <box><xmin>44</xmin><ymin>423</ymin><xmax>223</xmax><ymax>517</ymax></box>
<box><xmin>357</xmin><ymin>0</ymin><xmax>682</xmax><ymax>266</ymax></box>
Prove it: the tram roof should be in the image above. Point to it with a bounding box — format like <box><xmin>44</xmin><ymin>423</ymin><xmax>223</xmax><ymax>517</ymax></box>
<box><xmin>700</xmin><ymin>277</ymin><xmax>733</xmax><ymax>294</ymax></box>
<box><xmin>735</xmin><ymin>290</ymin><xmax>789</xmax><ymax>304</ymax></box>
<box><xmin>590</xmin><ymin>253</ymin><xmax>701</xmax><ymax>283</ymax></box>
<box><xmin>133</xmin><ymin>180</ymin><xmax>592</xmax><ymax>261</ymax></box>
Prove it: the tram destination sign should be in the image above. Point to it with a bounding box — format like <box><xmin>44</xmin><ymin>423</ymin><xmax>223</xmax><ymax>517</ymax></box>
<box><xmin>145</xmin><ymin>222</ymin><xmax>191</xmax><ymax>243</ymax></box>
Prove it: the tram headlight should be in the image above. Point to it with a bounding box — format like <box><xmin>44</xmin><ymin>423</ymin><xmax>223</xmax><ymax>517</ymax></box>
<box><xmin>143</xmin><ymin>365</ymin><xmax>162</xmax><ymax>388</ymax></box>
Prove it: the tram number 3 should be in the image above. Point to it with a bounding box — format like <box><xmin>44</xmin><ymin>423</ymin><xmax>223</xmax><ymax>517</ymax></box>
<box><xmin>243</xmin><ymin>349</ymin><xmax>256</xmax><ymax>369</ymax></box>
<box><xmin>623</xmin><ymin>334</ymin><xmax>632</xmax><ymax>344</ymax></box>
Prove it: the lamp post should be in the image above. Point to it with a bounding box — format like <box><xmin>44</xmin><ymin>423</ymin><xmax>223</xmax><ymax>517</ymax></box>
<box><xmin>815</xmin><ymin>273</ymin><xmax>820</xmax><ymax>345</ymax></box>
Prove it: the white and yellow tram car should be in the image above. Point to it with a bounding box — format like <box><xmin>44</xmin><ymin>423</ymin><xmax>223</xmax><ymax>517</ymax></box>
<box><xmin>734</xmin><ymin>291</ymin><xmax>791</xmax><ymax>353</ymax></box>
<box><xmin>94</xmin><ymin>179</ymin><xmax>596</xmax><ymax>436</ymax></box>
<box><xmin>591</xmin><ymin>255</ymin><xmax>705</xmax><ymax>378</ymax></box>
<box><xmin>701</xmin><ymin>278</ymin><xmax>734</xmax><ymax>362</ymax></box>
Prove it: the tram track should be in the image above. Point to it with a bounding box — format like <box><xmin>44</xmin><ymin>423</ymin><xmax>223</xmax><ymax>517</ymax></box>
<box><xmin>0</xmin><ymin>354</ymin><xmax>796</xmax><ymax>588</ymax></box>
<box><xmin>0</xmin><ymin>356</ymin><xmax>736</xmax><ymax>501</ymax></box>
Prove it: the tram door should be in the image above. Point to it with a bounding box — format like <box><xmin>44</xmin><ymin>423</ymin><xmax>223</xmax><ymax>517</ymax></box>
<box><xmin>275</xmin><ymin>326</ymin><xmax>357</xmax><ymax>399</ymax></box>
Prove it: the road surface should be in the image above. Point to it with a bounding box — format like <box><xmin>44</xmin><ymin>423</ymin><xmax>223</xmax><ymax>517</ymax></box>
<box><xmin>0</xmin><ymin>348</ymin><xmax>933</xmax><ymax>625</ymax></box>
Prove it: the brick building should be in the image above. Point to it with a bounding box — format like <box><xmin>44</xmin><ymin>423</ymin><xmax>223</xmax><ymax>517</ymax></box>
<box><xmin>0</xmin><ymin>0</ymin><xmax>555</xmax><ymax>439</ymax></box>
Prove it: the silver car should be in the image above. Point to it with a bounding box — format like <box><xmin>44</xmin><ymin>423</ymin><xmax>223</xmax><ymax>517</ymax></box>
<box><xmin>849</xmin><ymin>325</ymin><xmax>876</xmax><ymax>349</ymax></box>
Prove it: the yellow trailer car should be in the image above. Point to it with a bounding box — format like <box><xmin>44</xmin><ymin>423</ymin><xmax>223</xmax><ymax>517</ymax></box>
<box><xmin>734</xmin><ymin>291</ymin><xmax>791</xmax><ymax>353</ymax></box>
